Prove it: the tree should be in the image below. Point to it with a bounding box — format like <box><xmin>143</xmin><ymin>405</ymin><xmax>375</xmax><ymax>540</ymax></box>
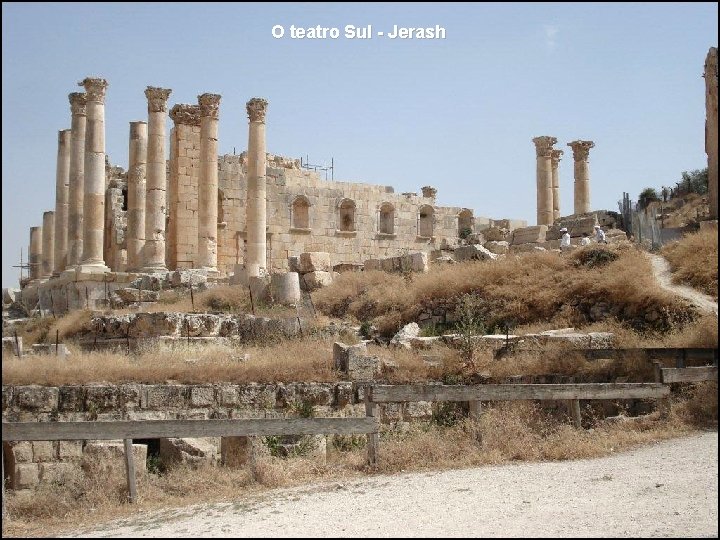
<box><xmin>638</xmin><ymin>187</ymin><xmax>660</xmax><ymax>209</ymax></box>
<box><xmin>675</xmin><ymin>168</ymin><xmax>708</xmax><ymax>197</ymax></box>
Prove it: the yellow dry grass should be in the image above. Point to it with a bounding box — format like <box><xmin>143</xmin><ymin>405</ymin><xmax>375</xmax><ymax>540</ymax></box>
<box><xmin>661</xmin><ymin>227</ymin><xmax>718</xmax><ymax>299</ymax></box>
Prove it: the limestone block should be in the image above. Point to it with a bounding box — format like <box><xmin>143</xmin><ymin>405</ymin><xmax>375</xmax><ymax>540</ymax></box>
<box><xmin>511</xmin><ymin>225</ymin><xmax>548</xmax><ymax>245</ymax></box>
<box><xmin>10</xmin><ymin>441</ymin><xmax>33</xmax><ymax>463</ymax></box>
<box><xmin>32</xmin><ymin>441</ymin><xmax>56</xmax><ymax>462</ymax></box>
<box><xmin>83</xmin><ymin>442</ymin><xmax>147</xmax><ymax>474</ymax></box>
<box><xmin>31</xmin><ymin>343</ymin><xmax>72</xmax><ymax>357</ymax></box>
<box><xmin>115</xmin><ymin>288</ymin><xmax>159</xmax><ymax>303</ymax></box>
<box><xmin>14</xmin><ymin>385</ymin><xmax>59</xmax><ymax>412</ymax></box>
<box><xmin>171</xmin><ymin>269</ymin><xmax>208</xmax><ymax>287</ymax></box>
<box><xmin>2</xmin><ymin>336</ymin><xmax>21</xmax><ymax>357</ymax></box>
<box><xmin>298</xmin><ymin>252</ymin><xmax>331</xmax><ymax>273</ymax></box>
<box><xmin>404</xmin><ymin>401</ymin><xmax>433</xmax><ymax>420</ymax></box>
<box><xmin>142</xmin><ymin>384</ymin><xmax>189</xmax><ymax>409</ymax></box>
<box><xmin>39</xmin><ymin>462</ymin><xmax>80</xmax><ymax>484</ymax></box>
<box><xmin>302</xmin><ymin>271</ymin><xmax>333</xmax><ymax>291</ymax></box>
<box><xmin>347</xmin><ymin>354</ymin><xmax>380</xmax><ymax>381</ymax></box>
<box><xmin>58</xmin><ymin>440</ymin><xmax>84</xmax><ymax>460</ymax></box>
<box><xmin>409</xmin><ymin>252</ymin><xmax>429</xmax><ymax>272</ymax></box>
<box><xmin>547</xmin><ymin>215</ymin><xmax>598</xmax><ymax>240</ymax></box>
<box><xmin>10</xmin><ymin>463</ymin><xmax>40</xmax><ymax>489</ymax></box>
<box><xmin>332</xmin><ymin>263</ymin><xmax>364</xmax><ymax>273</ymax></box>
<box><xmin>364</xmin><ymin>259</ymin><xmax>381</xmax><ymax>271</ymax></box>
<box><xmin>220</xmin><ymin>436</ymin><xmax>267</xmax><ymax>467</ymax></box>
<box><xmin>481</xmin><ymin>227</ymin><xmax>511</xmax><ymax>242</ymax></box>
<box><xmin>588</xmin><ymin>332</ymin><xmax>615</xmax><ymax>349</ymax></box>
<box><xmin>288</xmin><ymin>256</ymin><xmax>300</xmax><ymax>273</ymax></box>
<box><xmin>509</xmin><ymin>243</ymin><xmax>546</xmax><ymax>254</ymax></box>
<box><xmin>270</xmin><ymin>272</ymin><xmax>301</xmax><ymax>306</ymax></box>
<box><xmin>85</xmin><ymin>384</ymin><xmax>120</xmax><ymax>412</ymax></box>
<box><xmin>190</xmin><ymin>385</ymin><xmax>216</xmax><ymax>407</ymax></box>
<box><xmin>484</xmin><ymin>241</ymin><xmax>510</xmax><ymax>255</ymax></box>
<box><xmin>130</xmin><ymin>312</ymin><xmax>183</xmax><ymax>338</ymax></box>
<box><xmin>390</xmin><ymin>322</ymin><xmax>421</xmax><ymax>349</ymax></box>
<box><xmin>333</xmin><ymin>341</ymin><xmax>368</xmax><ymax>371</ymax></box>
<box><xmin>454</xmin><ymin>244</ymin><xmax>498</xmax><ymax>262</ymax></box>
<box><xmin>2</xmin><ymin>287</ymin><xmax>20</xmax><ymax>304</ymax></box>
<box><xmin>184</xmin><ymin>314</ymin><xmax>222</xmax><ymax>337</ymax></box>
<box><xmin>249</xmin><ymin>275</ymin><xmax>271</xmax><ymax>304</ymax></box>
<box><xmin>159</xmin><ymin>437</ymin><xmax>218</xmax><ymax>467</ymax></box>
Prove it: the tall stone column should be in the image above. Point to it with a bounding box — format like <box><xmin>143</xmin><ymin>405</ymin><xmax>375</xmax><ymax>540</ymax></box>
<box><xmin>41</xmin><ymin>211</ymin><xmax>55</xmax><ymax>279</ymax></box>
<box><xmin>198</xmin><ymin>93</ymin><xmax>221</xmax><ymax>274</ymax></box>
<box><xmin>550</xmin><ymin>149</ymin><xmax>563</xmax><ymax>221</ymax></box>
<box><xmin>142</xmin><ymin>86</ymin><xmax>172</xmax><ymax>273</ymax></box>
<box><xmin>705</xmin><ymin>47</ymin><xmax>718</xmax><ymax>220</ymax></box>
<box><xmin>79</xmin><ymin>77</ymin><xmax>110</xmax><ymax>272</ymax></box>
<box><xmin>29</xmin><ymin>226</ymin><xmax>43</xmax><ymax>281</ymax></box>
<box><xmin>127</xmin><ymin>121</ymin><xmax>148</xmax><ymax>271</ymax></box>
<box><xmin>52</xmin><ymin>129</ymin><xmax>72</xmax><ymax>274</ymax></box>
<box><xmin>67</xmin><ymin>92</ymin><xmax>86</xmax><ymax>268</ymax></box>
<box><xmin>567</xmin><ymin>140</ymin><xmax>595</xmax><ymax>215</ymax></box>
<box><xmin>532</xmin><ymin>136</ymin><xmax>557</xmax><ymax>226</ymax></box>
<box><xmin>245</xmin><ymin>98</ymin><xmax>268</xmax><ymax>278</ymax></box>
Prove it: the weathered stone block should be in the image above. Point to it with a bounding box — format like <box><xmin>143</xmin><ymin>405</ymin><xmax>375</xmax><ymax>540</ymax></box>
<box><xmin>115</xmin><ymin>288</ymin><xmax>159</xmax><ymax>303</ymax></box>
<box><xmin>298</xmin><ymin>252</ymin><xmax>331</xmax><ymax>273</ymax></box>
<box><xmin>190</xmin><ymin>386</ymin><xmax>216</xmax><ymax>407</ymax></box>
<box><xmin>59</xmin><ymin>386</ymin><xmax>86</xmax><ymax>412</ymax></box>
<box><xmin>11</xmin><ymin>463</ymin><xmax>40</xmax><ymax>489</ymax></box>
<box><xmin>409</xmin><ymin>252</ymin><xmax>429</xmax><ymax>272</ymax></box>
<box><xmin>15</xmin><ymin>385</ymin><xmax>59</xmax><ymax>412</ymax></box>
<box><xmin>454</xmin><ymin>244</ymin><xmax>497</xmax><ymax>262</ymax></box>
<box><xmin>142</xmin><ymin>385</ymin><xmax>189</xmax><ymax>409</ymax></box>
<box><xmin>58</xmin><ymin>440</ymin><xmax>84</xmax><ymax>460</ymax></box>
<box><xmin>159</xmin><ymin>437</ymin><xmax>218</xmax><ymax>467</ymax></box>
<box><xmin>333</xmin><ymin>342</ymin><xmax>368</xmax><ymax>371</ymax></box>
<box><xmin>390</xmin><ymin>322</ymin><xmax>421</xmax><ymax>349</ymax></box>
<box><xmin>363</xmin><ymin>259</ymin><xmax>381</xmax><ymax>271</ymax></box>
<box><xmin>39</xmin><ymin>462</ymin><xmax>80</xmax><ymax>484</ymax></box>
<box><xmin>9</xmin><ymin>441</ymin><xmax>33</xmax><ymax>463</ymax></box>
<box><xmin>2</xmin><ymin>336</ymin><xmax>22</xmax><ymax>357</ymax></box>
<box><xmin>85</xmin><ymin>385</ymin><xmax>119</xmax><ymax>412</ymax></box>
<box><xmin>32</xmin><ymin>441</ymin><xmax>56</xmax><ymax>462</ymax></box>
<box><xmin>302</xmin><ymin>271</ymin><xmax>333</xmax><ymax>291</ymax></box>
<box><xmin>484</xmin><ymin>240</ymin><xmax>510</xmax><ymax>255</ymax></box>
<box><xmin>511</xmin><ymin>225</ymin><xmax>548</xmax><ymax>245</ymax></box>
<box><xmin>83</xmin><ymin>442</ymin><xmax>148</xmax><ymax>474</ymax></box>
<box><xmin>31</xmin><ymin>343</ymin><xmax>72</xmax><ymax>357</ymax></box>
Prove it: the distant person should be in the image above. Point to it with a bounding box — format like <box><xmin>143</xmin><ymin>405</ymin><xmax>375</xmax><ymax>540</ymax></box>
<box><xmin>580</xmin><ymin>232</ymin><xmax>591</xmax><ymax>246</ymax></box>
<box><xmin>560</xmin><ymin>227</ymin><xmax>571</xmax><ymax>250</ymax></box>
<box><xmin>594</xmin><ymin>225</ymin><xmax>607</xmax><ymax>244</ymax></box>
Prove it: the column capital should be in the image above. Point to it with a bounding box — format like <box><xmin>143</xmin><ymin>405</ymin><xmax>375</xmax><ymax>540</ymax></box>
<box><xmin>198</xmin><ymin>93</ymin><xmax>221</xmax><ymax>119</ymax></box>
<box><xmin>246</xmin><ymin>97</ymin><xmax>268</xmax><ymax>123</ymax></box>
<box><xmin>567</xmin><ymin>140</ymin><xmax>595</xmax><ymax>161</ymax></box>
<box><xmin>68</xmin><ymin>92</ymin><xmax>87</xmax><ymax>116</ymax></box>
<box><xmin>170</xmin><ymin>104</ymin><xmax>201</xmax><ymax>126</ymax></box>
<box><xmin>145</xmin><ymin>86</ymin><xmax>172</xmax><ymax>113</ymax></box>
<box><xmin>550</xmin><ymin>149</ymin><xmax>563</xmax><ymax>167</ymax></box>
<box><xmin>79</xmin><ymin>78</ymin><xmax>108</xmax><ymax>103</ymax></box>
<box><xmin>532</xmin><ymin>136</ymin><xmax>557</xmax><ymax>158</ymax></box>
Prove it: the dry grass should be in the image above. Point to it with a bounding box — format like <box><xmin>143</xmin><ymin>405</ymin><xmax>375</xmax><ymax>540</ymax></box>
<box><xmin>314</xmin><ymin>247</ymin><xmax>695</xmax><ymax>337</ymax></box>
<box><xmin>661</xmin><ymin>227</ymin><xmax>718</xmax><ymax>299</ymax></box>
<box><xmin>3</xmin><ymin>392</ymin><xmax>714</xmax><ymax>538</ymax></box>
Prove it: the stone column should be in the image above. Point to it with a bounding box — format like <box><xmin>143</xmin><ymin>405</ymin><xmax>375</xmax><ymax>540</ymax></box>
<box><xmin>29</xmin><ymin>226</ymin><xmax>43</xmax><ymax>281</ymax></box>
<box><xmin>245</xmin><ymin>98</ymin><xmax>268</xmax><ymax>278</ymax></box>
<box><xmin>198</xmin><ymin>93</ymin><xmax>221</xmax><ymax>274</ymax></box>
<box><xmin>705</xmin><ymin>47</ymin><xmax>718</xmax><ymax>220</ymax></box>
<box><xmin>567</xmin><ymin>140</ymin><xmax>595</xmax><ymax>215</ymax></box>
<box><xmin>550</xmin><ymin>149</ymin><xmax>563</xmax><ymax>222</ymax></box>
<box><xmin>532</xmin><ymin>136</ymin><xmax>557</xmax><ymax>226</ymax></box>
<box><xmin>127</xmin><ymin>121</ymin><xmax>148</xmax><ymax>271</ymax></box>
<box><xmin>67</xmin><ymin>92</ymin><xmax>86</xmax><ymax>268</ymax></box>
<box><xmin>79</xmin><ymin>77</ymin><xmax>110</xmax><ymax>272</ymax></box>
<box><xmin>41</xmin><ymin>211</ymin><xmax>55</xmax><ymax>279</ymax></box>
<box><xmin>52</xmin><ymin>129</ymin><xmax>72</xmax><ymax>274</ymax></box>
<box><xmin>142</xmin><ymin>86</ymin><xmax>172</xmax><ymax>272</ymax></box>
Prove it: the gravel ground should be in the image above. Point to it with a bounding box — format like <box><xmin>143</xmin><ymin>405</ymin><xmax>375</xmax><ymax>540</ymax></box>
<box><xmin>647</xmin><ymin>253</ymin><xmax>718</xmax><ymax>315</ymax></box>
<box><xmin>65</xmin><ymin>431</ymin><xmax>718</xmax><ymax>538</ymax></box>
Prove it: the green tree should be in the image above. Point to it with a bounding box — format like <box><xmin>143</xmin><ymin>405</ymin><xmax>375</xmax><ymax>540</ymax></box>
<box><xmin>675</xmin><ymin>168</ymin><xmax>708</xmax><ymax>197</ymax></box>
<box><xmin>638</xmin><ymin>187</ymin><xmax>660</xmax><ymax>209</ymax></box>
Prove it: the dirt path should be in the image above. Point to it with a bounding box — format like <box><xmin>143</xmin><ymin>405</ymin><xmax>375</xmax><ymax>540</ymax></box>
<box><xmin>647</xmin><ymin>253</ymin><xmax>718</xmax><ymax>315</ymax></box>
<box><xmin>64</xmin><ymin>432</ymin><xmax>718</xmax><ymax>538</ymax></box>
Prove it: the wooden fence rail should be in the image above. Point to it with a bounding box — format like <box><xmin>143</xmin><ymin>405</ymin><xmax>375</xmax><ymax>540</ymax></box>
<box><xmin>660</xmin><ymin>366</ymin><xmax>718</xmax><ymax>384</ymax></box>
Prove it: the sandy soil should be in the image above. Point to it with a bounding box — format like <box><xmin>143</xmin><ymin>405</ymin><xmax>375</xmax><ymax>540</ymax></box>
<box><xmin>647</xmin><ymin>253</ymin><xmax>718</xmax><ymax>315</ymax></box>
<box><xmin>64</xmin><ymin>431</ymin><xmax>718</xmax><ymax>538</ymax></box>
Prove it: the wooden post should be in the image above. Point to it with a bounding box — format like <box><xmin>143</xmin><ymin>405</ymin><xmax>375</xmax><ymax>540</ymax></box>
<box><xmin>248</xmin><ymin>285</ymin><xmax>255</xmax><ymax>315</ymax></box>
<box><xmin>190</xmin><ymin>284</ymin><xmax>195</xmax><ymax>313</ymax></box>
<box><xmin>55</xmin><ymin>329</ymin><xmax>59</xmax><ymax>356</ymax></box>
<box><xmin>50</xmin><ymin>291</ymin><xmax>56</xmax><ymax>318</ymax></box>
<box><xmin>364</xmin><ymin>386</ymin><xmax>379</xmax><ymax>468</ymax></box>
<box><xmin>137</xmin><ymin>282</ymin><xmax>142</xmax><ymax>305</ymax></box>
<box><xmin>570</xmin><ymin>399</ymin><xmax>582</xmax><ymax>428</ymax></box>
<box><xmin>653</xmin><ymin>360</ymin><xmax>670</xmax><ymax>419</ymax></box>
<box><xmin>13</xmin><ymin>330</ymin><xmax>22</xmax><ymax>358</ymax></box>
<box><xmin>468</xmin><ymin>400</ymin><xmax>482</xmax><ymax>420</ymax></box>
<box><xmin>85</xmin><ymin>285</ymin><xmax>89</xmax><ymax>309</ymax></box>
<box><xmin>123</xmin><ymin>438</ymin><xmax>137</xmax><ymax>504</ymax></box>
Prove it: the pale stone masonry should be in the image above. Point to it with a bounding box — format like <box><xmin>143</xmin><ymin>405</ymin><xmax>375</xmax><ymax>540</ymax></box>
<box><xmin>245</xmin><ymin>97</ymin><xmax>268</xmax><ymax>277</ymax></box>
<box><xmin>79</xmin><ymin>77</ymin><xmax>109</xmax><ymax>272</ymax></box>
<box><xmin>29</xmin><ymin>226</ymin><xmax>43</xmax><ymax>281</ymax></box>
<box><xmin>532</xmin><ymin>136</ymin><xmax>557</xmax><ymax>226</ymax></box>
<box><xmin>52</xmin><ymin>129</ymin><xmax>72</xmax><ymax>274</ymax></box>
<box><xmin>66</xmin><ymin>92</ymin><xmax>86</xmax><ymax>267</ymax></box>
<box><xmin>41</xmin><ymin>211</ymin><xmax>55</xmax><ymax>279</ymax></box>
<box><xmin>705</xmin><ymin>47</ymin><xmax>718</xmax><ymax>220</ymax></box>
<box><xmin>143</xmin><ymin>86</ymin><xmax>172</xmax><ymax>272</ymax></box>
<box><xmin>551</xmin><ymin>149</ymin><xmax>563</xmax><ymax>221</ymax></box>
<box><xmin>198</xmin><ymin>93</ymin><xmax>222</xmax><ymax>274</ymax></box>
<box><xmin>168</xmin><ymin>104</ymin><xmax>201</xmax><ymax>269</ymax></box>
<box><xmin>568</xmin><ymin>140</ymin><xmax>594</xmax><ymax>215</ymax></box>
<box><xmin>126</xmin><ymin>121</ymin><xmax>148</xmax><ymax>271</ymax></box>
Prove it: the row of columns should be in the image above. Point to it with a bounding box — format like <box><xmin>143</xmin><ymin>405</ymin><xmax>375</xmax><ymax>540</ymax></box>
<box><xmin>533</xmin><ymin>136</ymin><xmax>594</xmax><ymax>225</ymax></box>
<box><xmin>28</xmin><ymin>77</ymin><xmax>270</xmax><ymax>281</ymax></box>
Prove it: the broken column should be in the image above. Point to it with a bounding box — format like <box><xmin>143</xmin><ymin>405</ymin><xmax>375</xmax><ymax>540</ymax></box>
<box><xmin>142</xmin><ymin>86</ymin><xmax>172</xmax><ymax>273</ymax></box>
<box><xmin>41</xmin><ymin>211</ymin><xmax>55</xmax><ymax>279</ymax></box>
<box><xmin>168</xmin><ymin>104</ymin><xmax>201</xmax><ymax>270</ymax></box>
<box><xmin>705</xmin><ymin>47</ymin><xmax>718</xmax><ymax>220</ymax></box>
<box><xmin>245</xmin><ymin>97</ymin><xmax>268</xmax><ymax>278</ymax></box>
<box><xmin>29</xmin><ymin>226</ymin><xmax>43</xmax><ymax>281</ymax></box>
<box><xmin>67</xmin><ymin>92</ymin><xmax>86</xmax><ymax>268</ymax></box>
<box><xmin>550</xmin><ymin>149</ymin><xmax>563</xmax><ymax>222</ymax></box>
<box><xmin>567</xmin><ymin>140</ymin><xmax>595</xmax><ymax>215</ymax></box>
<box><xmin>79</xmin><ymin>77</ymin><xmax>109</xmax><ymax>272</ymax></box>
<box><xmin>126</xmin><ymin>121</ymin><xmax>147</xmax><ymax>272</ymax></box>
<box><xmin>197</xmin><ymin>93</ymin><xmax>221</xmax><ymax>274</ymax></box>
<box><xmin>532</xmin><ymin>136</ymin><xmax>557</xmax><ymax>226</ymax></box>
<box><xmin>53</xmin><ymin>129</ymin><xmax>72</xmax><ymax>274</ymax></box>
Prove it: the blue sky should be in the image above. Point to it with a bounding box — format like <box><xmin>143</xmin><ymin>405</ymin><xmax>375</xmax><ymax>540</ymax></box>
<box><xmin>2</xmin><ymin>2</ymin><xmax>717</xmax><ymax>287</ymax></box>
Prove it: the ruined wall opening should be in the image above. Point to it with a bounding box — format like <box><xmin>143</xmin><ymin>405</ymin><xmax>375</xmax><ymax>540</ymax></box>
<box><xmin>338</xmin><ymin>198</ymin><xmax>356</xmax><ymax>232</ymax></box>
<box><xmin>458</xmin><ymin>209</ymin><xmax>474</xmax><ymax>238</ymax></box>
<box><xmin>291</xmin><ymin>195</ymin><xmax>311</xmax><ymax>229</ymax></box>
<box><xmin>121</xmin><ymin>188</ymin><xmax>128</xmax><ymax>211</ymax></box>
<box><xmin>418</xmin><ymin>205</ymin><xmax>434</xmax><ymax>238</ymax></box>
<box><xmin>134</xmin><ymin>438</ymin><xmax>161</xmax><ymax>472</ymax></box>
<box><xmin>379</xmin><ymin>202</ymin><xmax>395</xmax><ymax>235</ymax></box>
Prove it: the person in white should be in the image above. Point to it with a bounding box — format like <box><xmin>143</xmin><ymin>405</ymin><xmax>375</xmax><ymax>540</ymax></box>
<box><xmin>594</xmin><ymin>225</ymin><xmax>606</xmax><ymax>244</ymax></box>
<box><xmin>580</xmin><ymin>232</ymin><xmax>591</xmax><ymax>246</ymax></box>
<box><xmin>560</xmin><ymin>227</ymin><xmax>571</xmax><ymax>250</ymax></box>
